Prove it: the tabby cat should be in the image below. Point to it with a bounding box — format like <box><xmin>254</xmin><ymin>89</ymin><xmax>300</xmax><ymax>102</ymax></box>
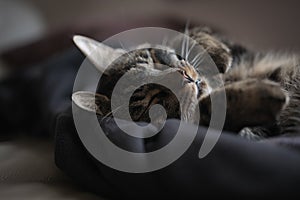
<box><xmin>72</xmin><ymin>26</ymin><xmax>300</xmax><ymax>139</ymax></box>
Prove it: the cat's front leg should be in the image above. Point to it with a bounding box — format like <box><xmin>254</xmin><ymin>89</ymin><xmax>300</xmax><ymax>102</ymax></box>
<box><xmin>199</xmin><ymin>79</ymin><xmax>288</xmax><ymax>132</ymax></box>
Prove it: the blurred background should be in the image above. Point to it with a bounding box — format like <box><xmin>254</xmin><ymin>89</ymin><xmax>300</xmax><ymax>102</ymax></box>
<box><xmin>0</xmin><ymin>0</ymin><xmax>300</xmax><ymax>199</ymax></box>
<box><xmin>1</xmin><ymin>0</ymin><xmax>300</xmax><ymax>62</ymax></box>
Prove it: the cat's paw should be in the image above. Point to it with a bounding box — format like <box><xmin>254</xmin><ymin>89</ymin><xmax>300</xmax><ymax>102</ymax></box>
<box><xmin>253</xmin><ymin>80</ymin><xmax>289</xmax><ymax>115</ymax></box>
<box><xmin>226</xmin><ymin>79</ymin><xmax>288</xmax><ymax>131</ymax></box>
<box><xmin>199</xmin><ymin>79</ymin><xmax>288</xmax><ymax>132</ymax></box>
<box><xmin>135</xmin><ymin>50</ymin><xmax>154</xmax><ymax>68</ymax></box>
<box><xmin>189</xmin><ymin>27</ymin><xmax>232</xmax><ymax>73</ymax></box>
<box><xmin>238</xmin><ymin>127</ymin><xmax>264</xmax><ymax>140</ymax></box>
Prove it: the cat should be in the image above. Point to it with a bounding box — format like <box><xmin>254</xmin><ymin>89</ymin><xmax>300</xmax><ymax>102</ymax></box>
<box><xmin>72</xmin><ymin>26</ymin><xmax>300</xmax><ymax>140</ymax></box>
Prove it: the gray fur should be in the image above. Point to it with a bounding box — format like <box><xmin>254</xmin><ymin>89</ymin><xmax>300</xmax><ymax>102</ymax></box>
<box><xmin>73</xmin><ymin>27</ymin><xmax>300</xmax><ymax>139</ymax></box>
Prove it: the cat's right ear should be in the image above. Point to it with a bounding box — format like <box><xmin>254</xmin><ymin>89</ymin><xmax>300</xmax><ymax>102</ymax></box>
<box><xmin>73</xmin><ymin>35</ymin><xmax>126</xmax><ymax>74</ymax></box>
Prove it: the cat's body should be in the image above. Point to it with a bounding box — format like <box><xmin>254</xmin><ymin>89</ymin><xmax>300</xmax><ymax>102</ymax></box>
<box><xmin>223</xmin><ymin>53</ymin><xmax>300</xmax><ymax>137</ymax></box>
<box><xmin>73</xmin><ymin>27</ymin><xmax>300</xmax><ymax>139</ymax></box>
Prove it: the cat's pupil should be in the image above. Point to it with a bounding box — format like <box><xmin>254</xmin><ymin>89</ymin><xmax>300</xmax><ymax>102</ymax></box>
<box><xmin>176</xmin><ymin>54</ymin><xmax>183</xmax><ymax>60</ymax></box>
<box><xmin>180</xmin><ymin>70</ymin><xmax>196</xmax><ymax>83</ymax></box>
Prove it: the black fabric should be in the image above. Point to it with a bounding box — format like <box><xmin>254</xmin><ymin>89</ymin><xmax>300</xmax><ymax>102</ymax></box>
<box><xmin>0</xmin><ymin>47</ymin><xmax>83</xmax><ymax>135</ymax></box>
<box><xmin>54</xmin><ymin>110</ymin><xmax>122</xmax><ymax>199</ymax></box>
<box><xmin>55</xmin><ymin>109</ymin><xmax>300</xmax><ymax>198</ymax></box>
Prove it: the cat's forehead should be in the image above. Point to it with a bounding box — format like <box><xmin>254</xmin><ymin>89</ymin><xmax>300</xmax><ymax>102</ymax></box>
<box><xmin>134</xmin><ymin>43</ymin><xmax>175</xmax><ymax>52</ymax></box>
<box><xmin>109</xmin><ymin>45</ymin><xmax>178</xmax><ymax>66</ymax></box>
<box><xmin>106</xmin><ymin>45</ymin><xmax>199</xmax><ymax>77</ymax></box>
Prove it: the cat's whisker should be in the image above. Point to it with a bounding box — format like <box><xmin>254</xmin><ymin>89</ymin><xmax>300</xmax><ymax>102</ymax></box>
<box><xmin>184</xmin><ymin>19</ymin><xmax>190</xmax><ymax>35</ymax></box>
<box><xmin>190</xmin><ymin>54</ymin><xmax>200</xmax><ymax>64</ymax></box>
<box><xmin>190</xmin><ymin>52</ymin><xmax>204</xmax><ymax>66</ymax></box>
<box><xmin>100</xmin><ymin>104</ymin><xmax>125</xmax><ymax>124</ymax></box>
<box><xmin>181</xmin><ymin>35</ymin><xmax>186</xmax><ymax>59</ymax></box>
<box><xmin>193</xmin><ymin>56</ymin><xmax>205</xmax><ymax>68</ymax></box>
<box><xmin>184</xmin><ymin>36</ymin><xmax>189</xmax><ymax>60</ymax></box>
<box><xmin>118</xmin><ymin>40</ymin><xmax>126</xmax><ymax>50</ymax></box>
<box><xmin>180</xmin><ymin>35</ymin><xmax>190</xmax><ymax>60</ymax></box>
<box><xmin>118</xmin><ymin>40</ymin><xmax>130</xmax><ymax>51</ymax></box>
<box><xmin>118</xmin><ymin>40</ymin><xmax>135</xmax><ymax>60</ymax></box>
<box><xmin>186</xmin><ymin>42</ymin><xmax>196</xmax><ymax>61</ymax></box>
<box><xmin>184</xmin><ymin>20</ymin><xmax>191</xmax><ymax>60</ymax></box>
<box><xmin>161</xmin><ymin>36</ymin><xmax>169</xmax><ymax>47</ymax></box>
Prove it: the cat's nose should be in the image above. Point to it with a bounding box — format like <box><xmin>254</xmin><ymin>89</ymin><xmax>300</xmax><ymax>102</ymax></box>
<box><xmin>195</xmin><ymin>79</ymin><xmax>204</xmax><ymax>98</ymax></box>
<box><xmin>178</xmin><ymin>69</ymin><xmax>195</xmax><ymax>83</ymax></box>
<box><xmin>195</xmin><ymin>79</ymin><xmax>202</xmax><ymax>86</ymax></box>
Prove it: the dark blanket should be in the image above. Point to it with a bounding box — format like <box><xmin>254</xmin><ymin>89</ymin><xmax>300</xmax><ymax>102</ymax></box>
<box><xmin>2</xmin><ymin>38</ymin><xmax>300</xmax><ymax>199</ymax></box>
<box><xmin>39</xmin><ymin>48</ymin><xmax>300</xmax><ymax>198</ymax></box>
<box><xmin>55</xmin><ymin>108</ymin><xmax>300</xmax><ymax>199</ymax></box>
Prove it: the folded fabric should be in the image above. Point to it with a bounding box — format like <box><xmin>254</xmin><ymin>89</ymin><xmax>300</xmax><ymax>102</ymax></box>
<box><xmin>55</xmin><ymin>108</ymin><xmax>300</xmax><ymax>198</ymax></box>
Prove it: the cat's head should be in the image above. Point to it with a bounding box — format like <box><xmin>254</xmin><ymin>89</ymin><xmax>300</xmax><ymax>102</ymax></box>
<box><xmin>72</xmin><ymin>35</ymin><xmax>216</xmax><ymax>123</ymax></box>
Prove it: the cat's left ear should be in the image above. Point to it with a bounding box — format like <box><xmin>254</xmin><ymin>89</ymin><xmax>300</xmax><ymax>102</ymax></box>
<box><xmin>73</xmin><ymin>35</ymin><xmax>126</xmax><ymax>74</ymax></box>
<box><xmin>72</xmin><ymin>91</ymin><xmax>110</xmax><ymax>115</ymax></box>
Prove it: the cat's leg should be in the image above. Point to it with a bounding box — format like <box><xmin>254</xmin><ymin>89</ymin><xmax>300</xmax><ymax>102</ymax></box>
<box><xmin>189</xmin><ymin>26</ymin><xmax>248</xmax><ymax>73</ymax></box>
<box><xmin>199</xmin><ymin>79</ymin><xmax>288</xmax><ymax>132</ymax></box>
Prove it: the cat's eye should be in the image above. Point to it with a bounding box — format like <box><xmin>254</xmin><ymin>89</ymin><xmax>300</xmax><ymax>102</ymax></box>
<box><xmin>176</xmin><ymin>54</ymin><xmax>183</xmax><ymax>60</ymax></box>
<box><xmin>179</xmin><ymin>70</ymin><xmax>194</xmax><ymax>82</ymax></box>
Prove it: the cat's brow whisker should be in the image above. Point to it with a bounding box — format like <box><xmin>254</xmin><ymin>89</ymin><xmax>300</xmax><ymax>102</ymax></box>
<box><xmin>193</xmin><ymin>56</ymin><xmax>205</xmax><ymax>68</ymax></box>
<box><xmin>184</xmin><ymin>36</ymin><xmax>189</xmax><ymax>60</ymax></box>
<box><xmin>186</xmin><ymin>42</ymin><xmax>196</xmax><ymax>61</ymax></box>
<box><xmin>185</xmin><ymin>36</ymin><xmax>190</xmax><ymax>60</ymax></box>
<box><xmin>181</xmin><ymin>35</ymin><xmax>186</xmax><ymax>59</ymax></box>
<box><xmin>118</xmin><ymin>40</ymin><xmax>135</xmax><ymax>59</ymax></box>
<box><xmin>184</xmin><ymin>19</ymin><xmax>190</xmax><ymax>34</ymax></box>
<box><xmin>190</xmin><ymin>52</ymin><xmax>202</xmax><ymax>64</ymax></box>
<box><xmin>161</xmin><ymin>36</ymin><xmax>168</xmax><ymax>46</ymax></box>
<box><xmin>184</xmin><ymin>20</ymin><xmax>191</xmax><ymax>60</ymax></box>
<box><xmin>190</xmin><ymin>52</ymin><xmax>204</xmax><ymax>66</ymax></box>
<box><xmin>118</xmin><ymin>40</ymin><xmax>128</xmax><ymax>51</ymax></box>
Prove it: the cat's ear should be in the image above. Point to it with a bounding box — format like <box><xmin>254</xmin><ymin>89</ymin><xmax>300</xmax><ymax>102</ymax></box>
<box><xmin>72</xmin><ymin>91</ymin><xmax>110</xmax><ymax>115</ymax></box>
<box><xmin>73</xmin><ymin>35</ymin><xmax>126</xmax><ymax>74</ymax></box>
